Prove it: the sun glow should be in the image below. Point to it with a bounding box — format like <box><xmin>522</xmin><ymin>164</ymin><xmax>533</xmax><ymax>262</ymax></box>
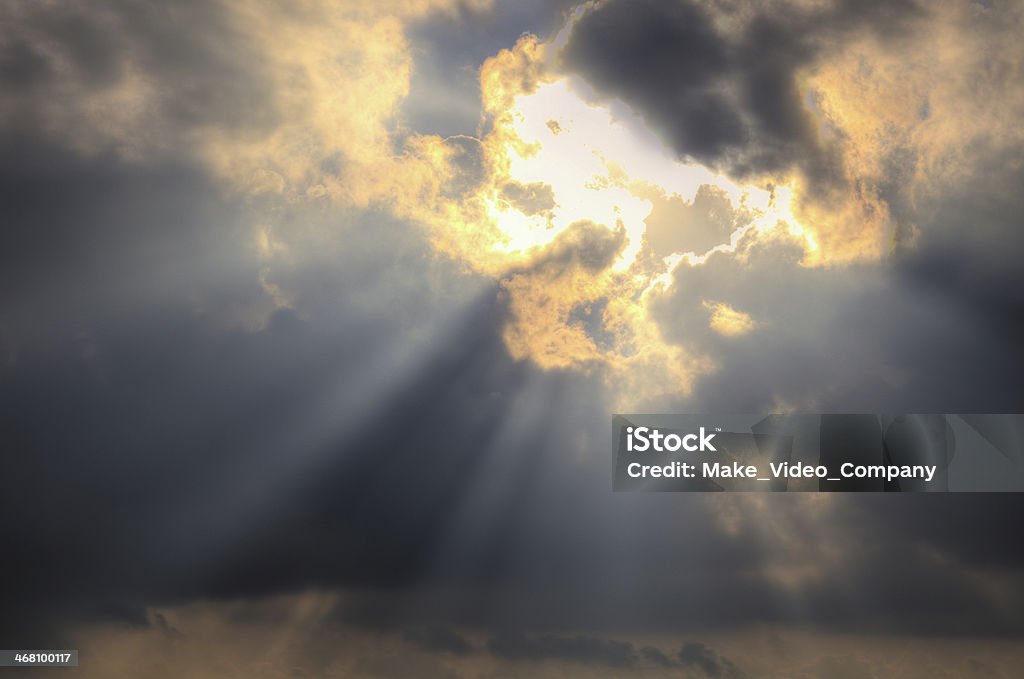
<box><xmin>200</xmin><ymin>13</ymin><xmax>829</xmax><ymax>403</ymax></box>
<box><xmin>53</xmin><ymin>0</ymin><xmax>916</xmax><ymax>402</ymax></box>
<box><xmin>364</xmin><ymin>34</ymin><xmax>828</xmax><ymax>403</ymax></box>
<box><xmin>483</xmin><ymin>78</ymin><xmax>817</xmax><ymax>274</ymax></box>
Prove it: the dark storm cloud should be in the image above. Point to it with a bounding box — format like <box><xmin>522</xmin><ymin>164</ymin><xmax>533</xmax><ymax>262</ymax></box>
<box><xmin>483</xmin><ymin>634</ymin><xmax>747</xmax><ymax>674</ymax></box>
<box><xmin>560</xmin><ymin>0</ymin><xmax>923</xmax><ymax>181</ymax></box>
<box><xmin>0</xmin><ymin>0</ymin><xmax>278</xmax><ymax>139</ymax></box>
<box><xmin>891</xmin><ymin>158</ymin><xmax>1024</xmax><ymax>375</ymax></box>
<box><xmin>562</xmin><ymin>0</ymin><xmax>741</xmax><ymax>161</ymax></box>
<box><xmin>0</xmin><ymin>140</ymin><xmax>519</xmax><ymax>643</ymax></box>
<box><xmin>678</xmin><ymin>642</ymin><xmax>744</xmax><ymax>679</ymax></box>
<box><xmin>640</xmin><ymin>645</ymin><xmax>677</xmax><ymax>668</ymax></box>
<box><xmin>638</xmin><ymin>642</ymin><xmax>746</xmax><ymax>675</ymax></box>
<box><xmin>488</xmin><ymin>631</ymin><xmax>636</xmax><ymax>666</ymax></box>
<box><xmin>0</xmin><ymin>140</ymin><xmax>267</xmax><ymax>350</ymax></box>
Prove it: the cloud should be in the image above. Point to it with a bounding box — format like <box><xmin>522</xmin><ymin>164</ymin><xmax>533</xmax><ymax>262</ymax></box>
<box><xmin>487</xmin><ymin>631</ymin><xmax>636</xmax><ymax>667</ymax></box>
<box><xmin>32</xmin><ymin>596</ymin><xmax>1024</xmax><ymax>678</ymax></box>
<box><xmin>2</xmin><ymin>140</ymin><xmax>1024</xmax><ymax>655</ymax></box>
<box><xmin>402</xmin><ymin>626</ymin><xmax>474</xmax><ymax>656</ymax></box>
<box><xmin>0</xmin><ymin>0</ymin><xmax>489</xmax><ymax>199</ymax></box>
<box><xmin>640</xmin><ymin>645</ymin><xmax>677</xmax><ymax>668</ymax></box>
<box><xmin>648</xmin><ymin>164</ymin><xmax>1024</xmax><ymax>414</ymax></box>
<box><xmin>559</xmin><ymin>0</ymin><xmax>1024</xmax><ymax>267</ymax></box>
<box><xmin>642</xmin><ymin>184</ymin><xmax>740</xmax><ymax>259</ymax></box>
<box><xmin>402</xmin><ymin>0</ymin><xmax>578</xmax><ymax>137</ymax></box>
<box><xmin>0</xmin><ymin>0</ymin><xmax>278</xmax><ymax>154</ymax></box>
<box><xmin>559</xmin><ymin>0</ymin><xmax>922</xmax><ymax>180</ymax></box>
<box><xmin>678</xmin><ymin>642</ymin><xmax>744</xmax><ymax>679</ymax></box>
<box><xmin>813</xmin><ymin>655</ymin><xmax>878</xmax><ymax>679</ymax></box>
<box><xmin>704</xmin><ymin>301</ymin><xmax>757</xmax><ymax>338</ymax></box>
<box><xmin>7</xmin><ymin>0</ymin><xmax>1021</xmax><ymax>401</ymax></box>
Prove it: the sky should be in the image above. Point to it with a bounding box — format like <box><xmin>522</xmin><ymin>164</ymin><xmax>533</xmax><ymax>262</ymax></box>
<box><xmin>1</xmin><ymin>0</ymin><xmax>1024</xmax><ymax>676</ymax></box>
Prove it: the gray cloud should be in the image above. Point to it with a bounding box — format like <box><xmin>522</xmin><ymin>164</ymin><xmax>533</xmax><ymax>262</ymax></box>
<box><xmin>642</xmin><ymin>184</ymin><xmax>741</xmax><ymax>259</ymax></box>
<box><xmin>560</xmin><ymin>0</ymin><xmax>923</xmax><ymax>183</ymax></box>
<box><xmin>488</xmin><ymin>631</ymin><xmax>636</xmax><ymax>667</ymax></box>
<box><xmin>640</xmin><ymin>645</ymin><xmax>677</xmax><ymax>668</ymax></box>
<box><xmin>0</xmin><ymin>0</ymin><xmax>279</xmax><ymax>149</ymax></box>
<box><xmin>678</xmin><ymin>642</ymin><xmax>745</xmax><ymax>679</ymax></box>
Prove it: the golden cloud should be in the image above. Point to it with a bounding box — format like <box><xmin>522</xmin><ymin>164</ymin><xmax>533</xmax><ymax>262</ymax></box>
<box><xmin>14</xmin><ymin>0</ymin><xmax>1021</xmax><ymax>405</ymax></box>
<box><xmin>704</xmin><ymin>301</ymin><xmax>757</xmax><ymax>337</ymax></box>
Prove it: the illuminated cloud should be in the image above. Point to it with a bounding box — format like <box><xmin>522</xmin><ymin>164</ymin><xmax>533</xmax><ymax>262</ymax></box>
<box><xmin>704</xmin><ymin>301</ymin><xmax>758</xmax><ymax>337</ymax></box>
<box><xmin>6</xmin><ymin>0</ymin><xmax>1023</xmax><ymax>408</ymax></box>
<box><xmin>0</xmin><ymin>0</ymin><xmax>803</xmax><ymax>399</ymax></box>
<box><xmin>375</xmin><ymin>33</ymin><xmax>813</xmax><ymax>400</ymax></box>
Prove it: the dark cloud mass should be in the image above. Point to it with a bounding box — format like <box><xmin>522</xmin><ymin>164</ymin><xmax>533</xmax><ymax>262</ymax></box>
<box><xmin>0</xmin><ymin>0</ymin><xmax>278</xmax><ymax>144</ymax></box>
<box><xmin>561</xmin><ymin>0</ymin><xmax>923</xmax><ymax>181</ymax></box>
<box><xmin>678</xmin><ymin>642</ymin><xmax>745</xmax><ymax>678</ymax></box>
<box><xmin>563</xmin><ymin>0</ymin><xmax>743</xmax><ymax>161</ymax></box>
<box><xmin>488</xmin><ymin>631</ymin><xmax>636</xmax><ymax>666</ymax></box>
